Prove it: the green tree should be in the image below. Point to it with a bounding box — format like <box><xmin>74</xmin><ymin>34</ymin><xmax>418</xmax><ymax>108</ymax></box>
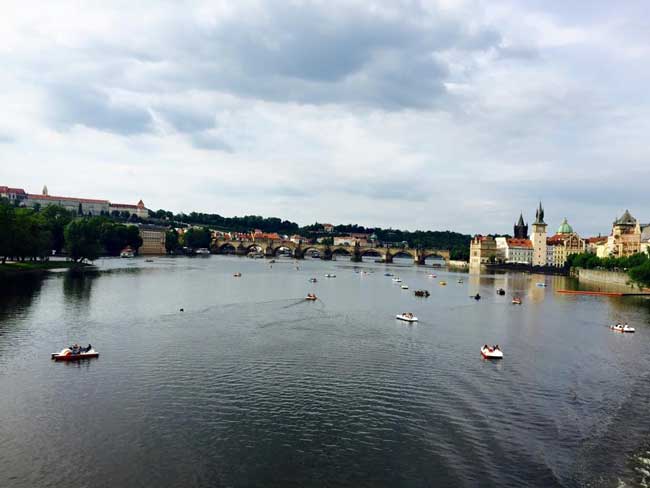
<box><xmin>0</xmin><ymin>200</ymin><xmax>16</xmax><ymax>263</ymax></box>
<box><xmin>629</xmin><ymin>260</ymin><xmax>650</xmax><ymax>288</ymax></box>
<box><xmin>165</xmin><ymin>229</ymin><xmax>180</xmax><ymax>253</ymax></box>
<box><xmin>184</xmin><ymin>227</ymin><xmax>212</xmax><ymax>249</ymax></box>
<box><xmin>64</xmin><ymin>218</ymin><xmax>102</xmax><ymax>263</ymax></box>
<box><xmin>41</xmin><ymin>205</ymin><xmax>73</xmax><ymax>254</ymax></box>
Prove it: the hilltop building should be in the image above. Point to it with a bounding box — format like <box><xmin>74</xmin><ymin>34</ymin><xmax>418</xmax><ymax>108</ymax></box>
<box><xmin>0</xmin><ymin>186</ymin><xmax>27</xmax><ymax>203</ymax></box>
<box><xmin>1</xmin><ymin>184</ymin><xmax>150</xmax><ymax>219</ymax></box>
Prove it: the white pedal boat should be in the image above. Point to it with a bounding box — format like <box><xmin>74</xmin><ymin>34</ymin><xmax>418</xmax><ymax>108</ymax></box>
<box><xmin>392</xmin><ymin>277</ymin><xmax>402</xmax><ymax>283</ymax></box>
<box><xmin>401</xmin><ymin>284</ymin><xmax>409</xmax><ymax>289</ymax></box>
<box><xmin>480</xmin><ymin>346</ymin><xmax>503</xmax><ymax>359</ymax></box>
<box><xmin>51</xmin><ymin>348</ymin><xmax>99</xmax><ymax>361</ymax></box>
<box><xmin>396</xmin><ymin>313</ymin><xmax>418</xmax><ymax>322</ymax></box>
<box><xmin>610</xmin><ymin>324</ymin><xmax>635</xmax><ymax>333</ymax></box>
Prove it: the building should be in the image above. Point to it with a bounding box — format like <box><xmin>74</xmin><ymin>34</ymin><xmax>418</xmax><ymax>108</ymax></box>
<box><xmin>531</xmin><ymin>202</ymin><xmax>548</xmax><ymax>266</ymax></box>
<box><xmin>109</xmin><ymin>200</ymin><xmax>149</xmax><ymax>219</ymax></box>
<box><xmin>545</xmin><ymin>218</ymin><xmax>585</xmax><ymax>267</ymax></box>
<box><xmin>606</xmin><ymin>210</ymin><xmax>642</xmax><ymax>258</ymax></box>
<box><xmin>513</xmin><ymin>213</ymin><xmax>528</xmax><ymax>239</ymax></box>
<box><xmin>138</xmin><ymin>225</ymin><xmax>167</xmax><ymax>255</ymax></box>
<box><xmin>323</xmin><ymin>223</ymin><xmax>334</xmax><ymax>233</ymax></box>
<box><xmin>641</xmin><ymin>225</ymin><xmax>650</xmax><ymax>255</ymax></box>
<box><xmin>469</xmin><ymin>235</ymin><xmax>496</xmax><ymax>266</ymax></box>
<box><xmin>495</xmin><ymin>237</ymin><xmax>533</xmax><ymax>264</ymax></box>
<box><xmin>0</xmin><ymin>186</ymin><xmax>27</xmax><ymax>203</ymax></box>
<box><xmin>24</xmin><ymin>186</ymin><xmax>110</xmax><ymax>216</ymax></box>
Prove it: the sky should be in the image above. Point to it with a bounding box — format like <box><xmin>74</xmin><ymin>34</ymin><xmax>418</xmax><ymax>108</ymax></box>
<box><xmin>1</xmin><ymin>0</ymin><xmax>648</xmax><ymax>236</ymax></box>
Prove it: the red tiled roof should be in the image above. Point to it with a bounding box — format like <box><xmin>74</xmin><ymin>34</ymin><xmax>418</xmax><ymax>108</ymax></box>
<box><xmin>0</xmin><ymin>186</ymin><xmax>26</xmax><ymax>194</ymax></box>
<box><xmin>506</xmin><ymin>238</ymin><xmax>532</xmax><ymax>248</ymax></box>
<box><xmin>586</xmin><ymin>236</ymin><xmax>607</xmax><ymax>244</ymax></box>
<box><xmin>546</xmin><ymin>234</ymin><xmax>565</xmax><ymax>245</ymax></box>
<box><xmin>27</xmin><ymin>194</ymin><xmax>109</xmax><ymax>204</ymax></box>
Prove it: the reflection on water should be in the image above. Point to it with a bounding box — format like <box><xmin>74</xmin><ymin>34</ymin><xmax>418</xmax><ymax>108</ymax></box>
<box><xmin>0</xmin><ymin>272</ymin><xmax>44</xmax><ymax>321</ymax></box>
<box><xmin>62</xmin><ymin>270</ymin><xmax>99</xmax><ymax>305</ymax></box>
<box><xmin>0</xmin><ymin>257</ymin><xmax>649</xmax><ymax>487</ymax></box>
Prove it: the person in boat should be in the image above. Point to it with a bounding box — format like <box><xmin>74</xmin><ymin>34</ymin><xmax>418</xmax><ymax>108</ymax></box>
<box><xmin>475</xmin><ymin>293</ymin><xmax>481</xmax><ymax>300</ymax></box>
<box><xmin>85</xmin><ymin>344</ymin><xmax>92</xmax><ymax>352</ymax></box>
<box><xmin>494</xmin><ymin>345</ymin><xmax>500</xmax><ymax>351</ymax></box>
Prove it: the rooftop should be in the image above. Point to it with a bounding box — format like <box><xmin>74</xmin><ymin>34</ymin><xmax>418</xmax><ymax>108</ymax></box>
<box><xmin>27</xmin><ymin>193</ymin><xmax>109</xmax><ymax>204</ymax></box>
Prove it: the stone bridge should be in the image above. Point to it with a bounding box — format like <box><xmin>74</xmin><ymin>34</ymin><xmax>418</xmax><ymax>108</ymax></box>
<box><xmin>211</xmin><ymin>237</ymin><xmax>450</xmax><ymax>264</ymax></box>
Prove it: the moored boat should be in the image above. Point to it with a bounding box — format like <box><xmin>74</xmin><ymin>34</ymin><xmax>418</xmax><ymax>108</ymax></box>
<box><xmin>480</xmin><ymin>345</ymin><xmax>503</xmax><ymax>359</ymax></box>
<box><xmin>305</xmin><ymin>293</ymin><xmax>317</xmax><ymax>301</ymax></box>
<box><xmin>396</xmin><ymin>313</ymin><xmax>418</xmax><ymax>322</ymax></box>
<box><xmin>610</xmin><ymin>324</ymin><xmax>635</xmax><ymax>333</ymax></box>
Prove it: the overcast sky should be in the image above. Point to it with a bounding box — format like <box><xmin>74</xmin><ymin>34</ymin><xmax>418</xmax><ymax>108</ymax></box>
<box><xmin>1</xmin><ymin>0</ymin><xmax>648</xmax><ymax>236</ymax></box>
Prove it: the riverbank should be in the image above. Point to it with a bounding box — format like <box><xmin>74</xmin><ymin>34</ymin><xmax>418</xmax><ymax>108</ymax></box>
<box><xmin>574</xmin><ymin>268</ymin><xmax>650</xmax><ymax>292</ymax></box>
<box><xmin>0</xmin><ymin>261</ymin><xmax>92</xmax><ymax>274</ymax></box>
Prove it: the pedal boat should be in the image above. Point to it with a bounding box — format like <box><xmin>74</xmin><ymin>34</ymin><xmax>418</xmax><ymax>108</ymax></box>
<box><xmin>480</xmin><ymin>346</ymin><xmax>503</xmax><ymax>359</ymax></box>
<box><xmin>51</xmin><ymin>348</ymin><xmax>99</xmax><ymax>361</ymax></box>
<box><xmin>396</xmin><ymin>313</ymin><xmax>418</xmax><ymax>322</ymax></box>
<box><xmin>610</xmin><ymin>324</ymin><xmax>635</xmax><ymax>333</ymax></box>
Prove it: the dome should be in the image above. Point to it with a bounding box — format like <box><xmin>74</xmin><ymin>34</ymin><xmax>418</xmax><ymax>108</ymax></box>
<box><xmin>557</xmin><ymin>218</ymin><xmax>573</xmax><ymax>234</ymax></box>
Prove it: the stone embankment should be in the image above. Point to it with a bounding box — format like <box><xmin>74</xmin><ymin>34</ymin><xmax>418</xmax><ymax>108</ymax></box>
<box><xmin>576</xmin><ymin>268</ymin><xmax>649</xmax><ymax>292</ymax></box>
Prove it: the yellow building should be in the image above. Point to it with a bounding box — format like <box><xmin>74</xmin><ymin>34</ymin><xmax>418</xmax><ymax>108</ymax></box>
<box><xmin>138</xmin><ymin>225</ymin><xmax>167</xmax><ymax>255</ymax></box>
<box><xmin>469</xmin><ymin>235</ymin><xmax>496</xmax><ymax>267</ymax></box>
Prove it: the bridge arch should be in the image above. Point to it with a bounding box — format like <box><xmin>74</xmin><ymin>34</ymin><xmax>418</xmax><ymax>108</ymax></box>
<box><xmin>392</xmin><ymin>250</ymin><xmax>415</xmax><ymax>259</ymax></box>
<box><xmin>271</xmin><ymin>244</ymin><xmax>295</xmax><ymax>256</ymax></box>
<box><xmin>331</xmin><ymin>247</ymin><xmax>352</xmax><ymax>256</ymax></box>
<box><xmin>216</xmin><ymin>242</ymin><xmax>238</xmax><ymax>254</ymax></box>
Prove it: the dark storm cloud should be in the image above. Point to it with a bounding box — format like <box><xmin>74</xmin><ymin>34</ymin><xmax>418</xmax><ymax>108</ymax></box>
<box><xmin>48</xmin><ymin>85</ymin><xmax>153</xmax><ymax>135</ymax></box>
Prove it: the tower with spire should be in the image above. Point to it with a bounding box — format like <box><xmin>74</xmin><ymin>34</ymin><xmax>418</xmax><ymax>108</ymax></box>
<box><xmin>513</xmin><ymin>213</ymin><xmax>528</xmax><ymax>239</ymax></box>
<box><xmin>531</xmin><ymin>201</ymin><xmax>547</xmax><ymax>266</ymax></box>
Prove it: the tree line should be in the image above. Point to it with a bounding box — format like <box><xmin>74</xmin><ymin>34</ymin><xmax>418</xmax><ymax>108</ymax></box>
<box><xmin>150</xmin><ymin>210</ymin><xmax>471</xmax><ymax>260</ymax></box>
<box><xmin>567</xmin><ymin>251</ymin><xmax>650</xmax><ymax>288</ymax></box>
<box><xmin>0</xmin><ymin>199</ymin><xmax>142</xmax><ymax>264</ymax></box>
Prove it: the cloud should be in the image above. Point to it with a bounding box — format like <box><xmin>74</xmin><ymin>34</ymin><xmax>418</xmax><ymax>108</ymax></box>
<box><xmin>48</xmin><ymin>84</ymin><xmax>153</xmax><ymax>135</ymax></box>
<box><xmin>0</xmin><ymin>0</ymin><xmax>649</xmax><ymax>237</ymax></box>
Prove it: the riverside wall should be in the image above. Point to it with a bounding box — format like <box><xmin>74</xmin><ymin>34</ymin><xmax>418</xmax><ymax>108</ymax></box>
<box><xmin>576</xmin><ymin>268</ymin><xmax>638</xmax><ymax>290</ymax></box>
<box><xmin>448</xmin><ymin>260</ymin><xmax>469</xmax><ymax>269</ymax></box>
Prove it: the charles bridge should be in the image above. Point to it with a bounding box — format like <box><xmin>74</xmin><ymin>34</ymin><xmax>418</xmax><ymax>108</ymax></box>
<box><xmin>211</xmin><ymin>237</ymin><xmax>450</xmax><ymax>264</ymax></box>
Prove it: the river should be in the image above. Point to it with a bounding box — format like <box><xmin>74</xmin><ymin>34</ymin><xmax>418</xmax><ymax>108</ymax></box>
<box><xmin>1</xmin><ymin>256</ymin><xmax>649</xmax><ymax>487</ymax></box>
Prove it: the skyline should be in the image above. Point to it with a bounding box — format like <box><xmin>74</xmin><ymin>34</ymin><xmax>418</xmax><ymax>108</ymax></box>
<box><xmin>1</xmin><ymin>1</ymin><xmax>649</xmax><ymax>236</ymax></box>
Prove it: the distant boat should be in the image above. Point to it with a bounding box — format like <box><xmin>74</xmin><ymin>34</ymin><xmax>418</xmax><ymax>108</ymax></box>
<box><xmin>439</xmin><ymin>281</ymin><xmax>447</xmax><ymax>286</ymax></box>
<box><xmin>195</xmin><ymin>248</ymin><xmax>211</xmax><ymax>255</ymax></box>
<box><xmin>325</xmin><ymin>273</ymin><xmax>336</xmax><ymax>278</ymax></box>
<box><xmin>396</xmin><ymin>313</ymin><xmax>418</xmax><ymax>322</ymax></box>
<box><xmin>512</xmin><ymin>297</ymin><xmax>522</xmax><ymax>305</ymax></box>
<box><xmin>610</xmin><ymin>324</ymin><xmax>635</xmax><ymax>333</ymax></box>
<box><xmin>401</xmin><ymin>284</ymin><xmax>409</xmax><ymax>289</ymax></box>
<box><xmin>392</xmin><ymin>277</ymin><xmax>402</xmax><ymax>283</ymax></box>
<box><xmin>233</xmin><ymin>272</ymin><xmax>242</xmax><ymax>277</ymax></box>
<box><xmin>120</xmin><ymin>249</ymin><xmax>135</xmax><ymax>258</ymax></box>
<box><xmin>536</xmin><ymin>282</ymin><xmax>547</xmax><ymax>288</ymax></box>
<box><xmin>481</xmin><ymin>346</ymin><xmax>503</xmax><ymax>359</ymax></box>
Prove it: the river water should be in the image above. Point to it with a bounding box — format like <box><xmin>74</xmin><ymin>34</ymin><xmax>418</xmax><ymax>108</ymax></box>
<box><xmin>1</xmin><ymin>256</ymin><xmax>650</xmax><ymax>487</ymax></box>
